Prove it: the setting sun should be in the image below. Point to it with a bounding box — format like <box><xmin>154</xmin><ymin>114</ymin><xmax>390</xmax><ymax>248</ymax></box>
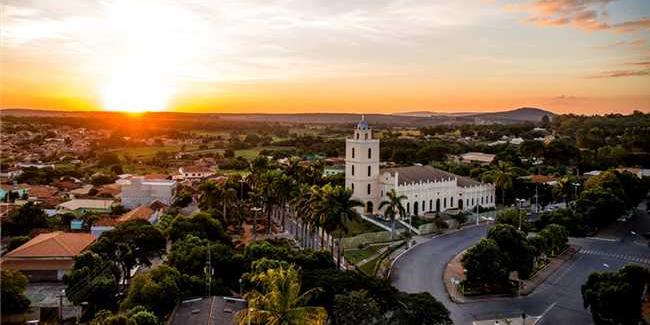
<box><xmin>101</xmin><ymin>70</ymin><xmax>173</xmax><ymax>113</ymax></box>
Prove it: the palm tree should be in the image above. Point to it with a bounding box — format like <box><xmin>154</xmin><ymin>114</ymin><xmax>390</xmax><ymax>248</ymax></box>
<box><xmin>290</xmin><ymin>185</ymin><xmax>315</xmax><ymax>248</ymax></box>
<box><xmin>221</xmin><ymin>187</ymin><xmax>238</xmax><ymax>226</ymax></box>
<box><xmin>480</xmin><ymin>161</ymin><xmax>526</xmax><ymax>205</ymax></box>
<box><xmin>378</xmin><ymin>189</ymin><xmax>407</xmax><ymax>240</ymax></box>
<box><xmin>236</xmin><ymin>265</ymin><xmax>327</xmax><ymax>325</ymax></box>
<box><xmin>321</xmin><ymin>186</ymin><xmax>362</xmax><ymax>265</ymax></box>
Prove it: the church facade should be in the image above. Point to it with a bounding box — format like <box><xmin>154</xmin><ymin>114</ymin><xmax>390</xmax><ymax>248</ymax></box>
<box><xmin>345</xmin><ymin>118</ymin><xmax>496</xmax><ymax>217</ymax></box>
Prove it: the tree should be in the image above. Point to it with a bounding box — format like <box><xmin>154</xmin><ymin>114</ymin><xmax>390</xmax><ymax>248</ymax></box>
<box><xmin>236</xmin><ymin>265</ymin><xmax>327</xmax><ymax>325</ymax></box>
<box><xmin>65</xmin><ymin>252</ymin><xmax>120</xmax><ymax>318</ymax></box>
<box><xmin>332</xmin><ymin>290</ymin><xmax>382</xmax><ymax>325</ymax></box>
<box><xmin>487</xmin><ymin>224</ymin><xmax>536</xmax><ymax>279</ymax></box>
<box><xmin>391</xmin><ymin>292</ymin><xmax>452</xmax><ymax>325</ymax></box>
<box><xmin>480</xmin><ymin>161</ymin><xmax>526</xmax><ymax>205</ymax></box>
<box><xmin>167</xmin><ymin>234</ymin><xmax>241</xmax><ymax>288</ymax></box>
<box><xmin>7</xmin><ymin>236</ymin><xmax>30</xmax><ymax>251</ymax></box>
<box><xmin>1</xmin><ymin>269</ymin><xmax>31</xmax><ymax>314</ymax></box>
<box><xmin>379</xmin><ymin>189</ymin><xmax>407</xmax><ymax>240</ymax></box>
<box><xmin>167</xmin><ymin>211</ymin><xmax>231</xmax><ymax>244</ymax></box>
<box><xmin>90</xmin><ymin>306</ymin><xmax>160</xmax><ymax>325</ymax></box>
<box><xmin>461</xmin><ymin>239</ymin><xmax>510</xmax><ymax>289</ymax></box>
<box><xmin>495</xmin><ymin>208</ymin><xmax>529</xmax><ymax>233</ymax></box>
<box><xmin>171</xmin><ymin>191</ymin><xmax>192</xmax><ymax>208</ymax></box>
<box><xmin>3</xmin><ymin>201</ymin><xmax>49</xmax><ymax>236</ymax></box>
<box><xmin>318</xmin><ymin>185</ymin><xmax>362</xmax><ymax>258</ymax></box>
<box><xmin>91</xmin><ymin>220</ymin><xmax>166</xmax><ymax>283</ymax></box>
<box><xmin>121</xmin><ymin>265</ymin><xmax>185</xmax><ymax>318</ymax></box>
<box><xmin>582</xmin><ymin>265</ymin><xmax>650</xmax><ymax>325</ymax></box>
<box><xmin>535</xmin><ymin>224</ymin><xmax>568</xmax><ymax>256</ymax></box>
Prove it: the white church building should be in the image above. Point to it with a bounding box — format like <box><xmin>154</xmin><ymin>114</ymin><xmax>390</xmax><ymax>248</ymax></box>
<box><xmin>345</xmin><ymin>118</ymin><xmax>496</xmax><ymax>217</ymax></box>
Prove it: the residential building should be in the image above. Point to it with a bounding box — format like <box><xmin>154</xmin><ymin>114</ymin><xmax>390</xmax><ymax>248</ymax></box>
<box><xmin>56</xmin><ymin>199</ymin><xmax>114</xmax><ymax>215</ymax></box>
<box><xmin>346</xmin><ymin>118</ymin><xmax>496</xmax><ymax>216</ymax></box>
<box><xmin>0</xmin><ymin>184</ymin><xmax>28</xmax><ymax>201</ymax></box>
<box><xmin>177</xmin><ymin>165</ymin><xmax>215</xmax><ymax>180</ymax></box>
<box><xmin>168</xmin><ymin>296</ymin><xmax>246</xmax><ymax>325</ymax></box>
<box><xmin>90</xmin><ymin>203</ymin><xmax>163</xmax><ymax>237</ymax></box>
<box><xmin>1</xmin><ymin>232</ymin><xmax>96</xmax><ymax>281</ymax></box>
<box><xmin>458</xmin><ymin>152</ymin><xmax>496</xmax><ymax>166</ymax></box>
<box><xmin>119</xmin><ymin>176</ymin><xmax>176</xmax><ymax>209</ymax></box>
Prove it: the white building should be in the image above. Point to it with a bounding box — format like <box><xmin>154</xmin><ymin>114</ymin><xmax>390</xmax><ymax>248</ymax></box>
<box><xmin>345</xmin><ymin>118</ymin><xmax>496</xmax><ymax>217</ymax></box>
<box><xmin>119</xmin><ymin>176</ymin><xmax>177</xmax><ymax>209</ymax></box>
<box><xmin>176</xmin><ymin>165</ymin><xmax>216</xmax><ymax>180</ymax></box>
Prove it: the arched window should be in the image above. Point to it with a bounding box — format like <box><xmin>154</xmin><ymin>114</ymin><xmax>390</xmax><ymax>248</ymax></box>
<box><xmin>352</xmin><ymin>147</ymin><xmax>355</xmax><ymax>158</ymax></box>
<box><xmin>365</xmin><ymin>133</ymin><xmax>368</xmax><ymax>140</ymax></box>
<box><xmin>351</xmin><ymin>183</ymin><xmax>354</xmax><ymax>192</ymax></box>
<box><xmin>368</xmin><ymin>148</ymin><xmax>372</xmax><ymax>159</ymax></box>
<box><xmin>429</xmin><ymin>200</ymin><xmax>433</xmax><ymax>210</ymax></box>
<box><xmin>367</xmin><ymin>165</ymin><xmax>371</xmax><ymax>177</ymax></box>
<box><xmin>481</xmin><ymin>197</ymin><xmax>484</xmax><ymax>204</ymax></box>
<box><xmin>471</xmin><ymin>198</ymin><xmax>474</xmax><ymax>206</ymax></box>
<box><xmin>443</xmin><ymin>198</ymin><xmax>447</xmax><ymax>208</ymax></box>
<box><xmin>356</xmin><ymin>133</ymin><xmax>359</xmax><ymax>140</ymax></box>
<box><xmin>407</xmin><ymin>202</ymin><xmax>410</xmax><ymax>213</ymax></box>
<box><xmin>351</xmin><ymin>165</ymin><xmax>355</xmax><ymax>176</ymax></box>
<box><xmin>422</xmin><ymin>201</ymin><xmax>425</xmax><ymax>212</ymax></box>
<box><xmin>367</xmin><ymin>184</ymin><xmax>371</xmax><ymax>195</ymax></box>
<box><xmin>450</xmin><ymin>197</ymin><xmax>454</xmax><ymax>207</ymax></box>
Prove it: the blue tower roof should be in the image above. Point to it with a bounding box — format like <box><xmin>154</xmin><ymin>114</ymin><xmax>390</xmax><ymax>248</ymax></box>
<box><xmin>356</xmin><ymin>115</ymin><xmax>369</xmax><ymax>130</ymax></box>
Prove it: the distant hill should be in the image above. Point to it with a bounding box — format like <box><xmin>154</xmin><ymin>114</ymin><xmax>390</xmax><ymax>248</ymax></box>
<box><xmin>467</xmin><ymin>107</ymin><xmax>555</xmax><ymax>122</ymax></box>
<box><xmin>0</xmin><ymin>107</ymin><xmax>555</xmax><ymax>125</ymax></box>
<box><xmin>394</xmin><ymin>107</ymin><xmax>554</xmax><ymax>122</ymax></box>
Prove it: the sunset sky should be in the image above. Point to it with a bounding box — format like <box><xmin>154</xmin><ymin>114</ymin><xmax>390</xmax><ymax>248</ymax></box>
<box><xmin>1</xmin><ymin>0</ymin><xmax>649</xmax><ymax>114</ymax></box>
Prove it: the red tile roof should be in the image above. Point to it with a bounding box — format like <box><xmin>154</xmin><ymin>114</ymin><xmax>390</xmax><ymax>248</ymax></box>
<box><xmin>3</xmin><ymin>231</ymin><xmax>95</xmax><ymax>258</ymax></box>
<box><xmin>117</xmin><ymin>205</ymin><xmax>154</xmax><ymax>223</ymax></box>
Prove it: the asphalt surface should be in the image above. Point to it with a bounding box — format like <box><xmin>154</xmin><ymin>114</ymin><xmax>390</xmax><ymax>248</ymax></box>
<box><xmin>390</xmin><ymin>221</ymin><xmax>650</xmax><ymax>324</ymax></box>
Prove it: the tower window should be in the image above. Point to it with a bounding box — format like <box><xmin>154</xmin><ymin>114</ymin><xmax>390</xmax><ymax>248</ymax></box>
<box><xmin>367</xmin><ymin>165</ymin><xmax>371</xmax><ymax>177</ymax></box>
<box><xmin>352</xmin><ymin>147</ymin><xmax>355</xmax><ymax>158</ymax></box>
<box><xmin>351</xmin><ymin>183</ymin><xmax>354</xmax><ymax>192</ymax></box>
<box><xmin>356</xmin><ymin>133</ymin><xmax>359</xmax><ymax>140</ymax></box>
<box><xmin>368</xmin><ymin>148</ymin><xmax>372</xmax><ymax>159</ymax></box>
<box><xmin>351</xmin><ymin>165</ymin><xmax>355</xmax><ymax>176</ymax></box>
<box><xmin>367</xmin><ymin>184</ymin><xmax>371</xmax><ymax>195</ymax></box>
<box><xmin>451</xmin><ymin>197</ymin><xmax>454</xmax><ymax>207</ymax></box>
<box><xmin>365</xmin><ymin>133</ymin><xmax>368</xmax><ymax>140</ymax></box>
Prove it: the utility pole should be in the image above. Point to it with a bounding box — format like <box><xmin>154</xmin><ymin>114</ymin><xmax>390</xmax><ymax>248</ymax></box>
<box><xmin>475</xmin><ymin>201</ymin><xmax>479</xmax><ymax>226</ymax></box>
<box><xmin>59</xmin><ymin>289</ymin><xmax>65</xmax><ymax>325</ymax></box>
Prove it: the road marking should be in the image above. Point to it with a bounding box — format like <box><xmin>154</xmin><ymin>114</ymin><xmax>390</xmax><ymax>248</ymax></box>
<box><xmin>578</xmin><ymin>249</ymin><xmax>650</xmax><ymax>265</ymax></box>
<box><xmin>534</xmin><ymin>301</ymin><xmax>558</xmax><ymax>324</ymax></box>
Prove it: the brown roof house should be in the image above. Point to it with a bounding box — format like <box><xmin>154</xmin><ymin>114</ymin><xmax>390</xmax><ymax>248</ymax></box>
<box><xmin>1</xmin><ymin>231</ymin><xmax>96</xmax><ymax>281</ymax></box>
<box><xmin>90</xmin><ymin>203</ymin><xmax>163</xmax><ymax>237</ymax></box>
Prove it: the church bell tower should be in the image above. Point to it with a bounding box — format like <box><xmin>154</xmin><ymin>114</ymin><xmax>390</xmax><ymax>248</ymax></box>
<box><xmin>345</xmin><ymin>116</ymin><xmax>380</xmax><ymax>215</ymax></box>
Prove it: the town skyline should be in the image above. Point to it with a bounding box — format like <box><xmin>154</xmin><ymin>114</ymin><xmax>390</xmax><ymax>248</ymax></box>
<box><xmin>2</xmin><ymin>0</ymin><xmax>650</xmax><ymax>114</ymax></box>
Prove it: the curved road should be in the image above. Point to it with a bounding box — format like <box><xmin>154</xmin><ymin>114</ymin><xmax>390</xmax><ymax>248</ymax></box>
<box><xmin>390</xmin><ymin>224</ymin><xmax>650</xmax><ymax>324</ymax></box>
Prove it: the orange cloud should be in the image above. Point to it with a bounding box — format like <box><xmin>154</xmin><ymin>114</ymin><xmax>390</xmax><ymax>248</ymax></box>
<box><xmin>510</xmin><ymin>0</ymin><xmax>650</xmax><ymax>32</ymax></box>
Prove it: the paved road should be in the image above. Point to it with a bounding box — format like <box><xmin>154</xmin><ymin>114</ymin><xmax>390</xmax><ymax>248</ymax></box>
<box><xmin>390</xmin><ymin>223</ymin><xmax>650</xmax><ymax>324</ymax></box>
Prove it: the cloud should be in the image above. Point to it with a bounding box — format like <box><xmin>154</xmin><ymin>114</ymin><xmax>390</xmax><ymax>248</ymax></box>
<box><xmin>507</xmin><ymin>0</ymin><xmax>650</xmax><ymax>33</ymax></box>
<box><xmin>586</xmin><ymin>69</ymin><xmax>650</xmax><ymax>78</ymax></box>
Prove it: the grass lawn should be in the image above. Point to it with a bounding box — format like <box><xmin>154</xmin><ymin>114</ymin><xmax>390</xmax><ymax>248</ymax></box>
<box><xmin>344</xmin><ymin>244</ymin><xmax>388</xmax><ymax>264</ymax></box>
<box><xmin>358</xmin><ymin>256</ymin><xmax>381</xmax><ymax>276</ymax></box>
<box><xmin>343</xmin><ymin>217</ymin><xmax>383</xmax><ymax>237</ymax></box>
<box><xmin>235</xmin><ymin>149</ymin><xmax>262</xmax><ymax>160</ymax></box>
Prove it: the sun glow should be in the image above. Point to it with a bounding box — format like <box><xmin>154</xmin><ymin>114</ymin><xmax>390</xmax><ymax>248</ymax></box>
<box><xmin>101</xmin><ymin>70</ymin><xmax>173</xmax><ymax>113</ymax></box>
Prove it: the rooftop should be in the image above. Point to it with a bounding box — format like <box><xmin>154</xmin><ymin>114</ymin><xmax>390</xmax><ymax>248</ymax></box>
<box><xmin>381</xmin><ymin>165</ymin><xmax>482</xmax><ymax>187</ymax></box>
<box><xmin>3</xmin><ymin>231</ymin><xmax>95</xmax><ymax>258</ymax></box>
<box><xmin>57</xmin><ymin>199</ymin><xmax>114</xmax><ymax>211</ymax></box>
<box><xmin>460</xmin><ymin>152</ymin><xmax>496</xmax><ymax>163</ymax></box>
<box><xmin>117</xmin><ymin>205</ymin><xmax>155</xmax><ymax>223</ymax></box>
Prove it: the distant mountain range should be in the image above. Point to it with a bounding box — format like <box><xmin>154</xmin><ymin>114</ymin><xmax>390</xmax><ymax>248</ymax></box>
<box><xmin>393</xmin><ymin>107</ymin><xmax>555</xmax><ymax>122</ymax></box>
<box><xmin>0</xmin><ymin>107</ymin><xmax>555</xmax><ymax>126</ymax></box>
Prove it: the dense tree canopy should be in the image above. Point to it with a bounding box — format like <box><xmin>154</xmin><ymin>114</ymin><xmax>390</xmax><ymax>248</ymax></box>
<box><xmin>1</xmin><ymin>269</ymin><xmax>31</xmax><ymax>314</ymax></box>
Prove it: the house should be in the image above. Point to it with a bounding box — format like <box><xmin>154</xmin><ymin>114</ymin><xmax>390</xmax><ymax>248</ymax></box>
<box><xmin>90</xmin><ymin>204</ymin><xmax>162</xmax><ymax>237</ymax></box>
<box><xmin>177</xmin><ymin>165</ymin><xmax>215</xmax><ymax>180</ymax></box>
<box><xmin>1</xmin><ymin>232</ymin><xmax>96</xmax><ymax>281</ymax></box>
<box><xmin>0</xmin><ymin>167</ymin><xmax>23</xmax><ymax>180</ymax></box>
<box><xmin>23</xmin><ymin>184</ymin><xmax>62</xmax><ymax>207</ymax></box>
<box><xmin>56</xmin><ymin>199</ymin><xmax>114</xmax><ymax>216</ymax></box>
<box><xmin>168</xmin><ymin>296</ymin><xmax>246</xmax><ymax>325</ymax></box>
<box><xmin>0</xmin><ymin>184</ymin><xmax>29</xmax><ymax>201</ymax></box>
<box><xmin>458</xmin><ymin>152</ymin><xmax>496</xmax><ymax>166</ymax></box>
<box><xmin>119</xmin><ymin>176</ymin><xmax>177</xmax><ymax>209</ymax></box>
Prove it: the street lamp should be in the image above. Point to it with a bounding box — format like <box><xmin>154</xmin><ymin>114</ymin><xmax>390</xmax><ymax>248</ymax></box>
<box><xmin>251</xmin><ymin>207</ymin><xmax>262</xmax><ymax>240</ymax></box>
<box><xmin>239</xmin><ymin>278</ymin><xmax>243</xmax><ymax>297</ymax></box>
<box><xmin>572</xmin><ymin>182</ymin><xmax>580</xmax><ymax>201</ymax></box>
<box><xmin>515</xmin><ymin>198</ymin><xmax>526</xmax><ymax>230</ymax></box>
